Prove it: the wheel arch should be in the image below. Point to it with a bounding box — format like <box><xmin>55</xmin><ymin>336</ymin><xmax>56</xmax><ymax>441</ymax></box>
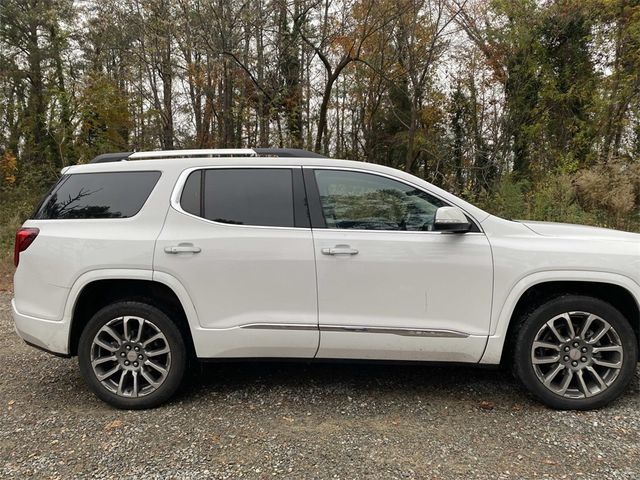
<box><xmin>481</xmin><ymin>271</ymin><xmax>640</xmax><ymax>365</ymax></box>
<box><xmin>66</xmin><ymin>271</ymin><xmax>199</xmax><ymax>357</ymax></box>
<box><xmin>500</xmin><ymin>281</ymin><xmax>639</xmax><ymax>365</ymax></box>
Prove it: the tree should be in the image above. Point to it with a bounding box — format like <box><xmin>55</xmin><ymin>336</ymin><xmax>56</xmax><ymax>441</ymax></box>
<box><xmin>300</xmin><ymin>0</ymin><xmax>399</xmax><ymax>153</ymax></box>
<box><xmin>76</xmin><ymin>74</ymin><xmax>132</xmax><ymax>162</ymax></box>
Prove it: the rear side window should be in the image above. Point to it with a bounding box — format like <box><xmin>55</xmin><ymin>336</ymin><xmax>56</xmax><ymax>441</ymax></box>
<box><xmin>34</xmin><ymin>171</ymin><xmax>161</xmax><ymax>219</ymax></box>
<box><xmin>180</xmin><ymin>168</ymin><xmax>296</xmax><ymax>227</ymax></box>
<box><xmin>180</xmin><ymin>170</ymin><xmax>201</xmax><ymax>216</ymax></box>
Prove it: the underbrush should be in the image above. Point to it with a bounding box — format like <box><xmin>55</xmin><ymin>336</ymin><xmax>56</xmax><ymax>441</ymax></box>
<box><xmin>0</xmin><ymin>165</ymin><xmax>638</xmax><ymax>292</ymax></box>
<box><xmin>469</xmin><ymin>170</ymin><xmax>640</xmax><ymax>233</ymax></box>
<box><xmin>0</xmin><ymin>183</ymin><xmax>49</xmax><ymax>291</ymax></box>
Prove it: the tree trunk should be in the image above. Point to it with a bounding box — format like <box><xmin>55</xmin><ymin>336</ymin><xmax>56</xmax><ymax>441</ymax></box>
<box><xmin>404</xmin><ymin>99</ymin><xmax>418</xmax><ymax>172</ymax></box>
<box><xmin>25</xmin><ymin>21</ymin><xmax>46</xmax><ymax>163</ymax></box>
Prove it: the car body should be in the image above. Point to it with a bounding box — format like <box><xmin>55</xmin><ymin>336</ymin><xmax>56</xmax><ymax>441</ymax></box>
<box><xmin>11</xmin><ymin>148</ymin><xmax>640</xmax><ymax>409</ymax></box>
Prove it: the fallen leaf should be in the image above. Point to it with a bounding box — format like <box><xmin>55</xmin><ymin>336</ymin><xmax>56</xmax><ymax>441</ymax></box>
<box><xmin>479</xmin><ymin>401</ymin><xmax>495</xmax><ymax>410</ymax></box>
<box><xmin>104</xmin><ymin>419</ymin><xmax>123</xmax><ymax>431</ymax></box>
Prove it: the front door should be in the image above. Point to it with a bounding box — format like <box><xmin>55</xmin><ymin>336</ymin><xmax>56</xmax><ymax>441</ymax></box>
<box><xmin>154</xmin><ymin>166</ymin><xmax>319</xmax><ymax>358</ymax></box>
<box><xmin>307</xmin><ymin>168</ymin><xmax>493</xmax><ymax>362</ymax></box>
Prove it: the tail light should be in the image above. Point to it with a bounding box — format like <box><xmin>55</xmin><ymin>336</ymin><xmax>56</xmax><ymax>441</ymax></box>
<box><xmin>14</xmin><ymin>227</ymin><xmax>39</xmax><ymax>267</ymax></box>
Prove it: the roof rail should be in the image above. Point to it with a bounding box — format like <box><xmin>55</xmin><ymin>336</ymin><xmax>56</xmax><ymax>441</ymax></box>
<box><xmin>253</xmin><ymin>148</ymin><xmax>326</xmax><ymax>158</ymax></box>
<box><xmin>129</xmin><ymin>149</ymin><xmax>256</xmax><ymax>159</ymax></box>
<box><xmin>89</xmin><ymin>148</ymin><xmax>326</xmax><ymax>163</ymax></box>
<box><xmin>90</xmin><ymin>152</ymin><xmax>133</xmax><ymax>163</ymax></box>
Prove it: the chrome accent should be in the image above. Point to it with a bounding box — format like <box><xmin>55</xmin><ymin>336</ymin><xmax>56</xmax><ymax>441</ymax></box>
<box><xmin>240</xmin><ymin>323</ymin><xmax>319</xmax><ymax>331</ymax></box>
<box><xmin>130</xmin><ymin>149</ymin><xmax>257</xmax><ymax>159</ymax></box>
<box><xmin>321</xmin><ymin>245</ymin><xmax>359</xmax><ymax>255</ymax></box>
<box><xmin>239</xmin><ymin>323</ymin><xmax>469</xmax><ymax>338</ymax></box>
<box><xmin>169</xmin><ymin>165</ymin><xmax>311</xmax><ymax>231</ymax></box>
<box><xmin>164</xmin><ymin>243</ymin><xmax>201</xmax><ymax>254</ymax></box>
<box><xmin>303</xmin><ymin>166</ymin><xmax>485</xmax><ymax>233</ymax></box>
<box><xmin>169</xmin><ymin>165</ymin><xmax>485</xmax><ymax>234</ymax></box>
<box><xmin>320</xmin><ymin>325</ymin><xmax>469</xmax><ymax>338</ymax></box>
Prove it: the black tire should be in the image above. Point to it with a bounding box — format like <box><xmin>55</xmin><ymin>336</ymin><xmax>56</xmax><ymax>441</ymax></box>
<box><xmin>78</xmin><ymin>301</ymin><xmax>186</xmax><ymax>409</ymax></box>
<box><xmin>513</xmin><ymin>295</ymin><xmax>637</xmax><ymax>410</ymax></box>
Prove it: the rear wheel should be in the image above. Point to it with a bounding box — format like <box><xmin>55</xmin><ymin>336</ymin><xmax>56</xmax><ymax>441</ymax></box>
<box><xmin>78</xmin><ymin>301</ymin><xmax>186</xmax><ymax>409</ymax></box>
<box><xmin>513</xmin><ymin>295</ymin><xmax>637</xmax><ymax>410</ymax></box>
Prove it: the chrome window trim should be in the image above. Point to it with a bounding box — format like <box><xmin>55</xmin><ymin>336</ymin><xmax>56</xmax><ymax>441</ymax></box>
<box><xmin>170</xmin><ymin>165</ymin><xmax>310</xmax><ymax>231</ymax></box>
<box><xmin>170</xmin><ymin>164</ymin><xmax>485</xmax><ymax>234</ymax></box>
<box><xmin>306</xmin><ymin>166</ymin><xmax>485</xmax><ymax>234</ymax></box>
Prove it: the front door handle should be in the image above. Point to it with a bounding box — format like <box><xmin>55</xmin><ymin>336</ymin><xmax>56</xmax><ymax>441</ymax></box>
<box><xmin>321</xmin><ymin>244</ymin><xmax>359</xmax><ymax>256</ymax></box>
<box><xmin>164</xmin><ymin>243</ymin><xmax>201</xmax><ymax>254</ymax></box>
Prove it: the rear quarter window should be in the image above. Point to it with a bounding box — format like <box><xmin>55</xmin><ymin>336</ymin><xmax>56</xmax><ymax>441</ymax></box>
<box><xmin>179</xmin><ymin>168</ymin><xmax>297</xmax><ymax>228</ymax></box>
<box><xmin>203</xmin><ymin>169</ymin><xmax>294</xmax><ymax>227</ymax></box>
<box><xmin>34</xmin><ymin>171</ymin><xmax>161</xmax><ymax>219</ymax></box>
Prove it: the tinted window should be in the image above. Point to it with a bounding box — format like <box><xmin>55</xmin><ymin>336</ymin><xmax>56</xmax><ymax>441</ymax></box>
<box><xmin>34</xmin><ymin>171</ymin><xmax>161</xmax><ymax>219</ymax></box>
<box><xmin>314</xmin><ymin>170</ymin><xmax>447</xmax><ymax>231</ymax></box>
<box><xmin>180</xmin><ymin>170</ymin><xmax>201</xmax><ymax>216</ymax></box>
<box><xmin>201</xmin><ymin>169</ymin><xmax>294</xmax><ymax>227</ymax></box>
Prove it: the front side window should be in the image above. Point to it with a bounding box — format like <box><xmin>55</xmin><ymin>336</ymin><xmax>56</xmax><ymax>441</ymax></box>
<box><xmin>314</xmin><ymin>170</ymin><xmax>447</xmax><ymax>231</ymax></box>
<box><xmin>34</xmin><ymin>171</ymin><xmax>161</xmax><ymax>219</ymax></box>
<box><xmin>180</xmin><ymin>168</ymin><xmax>296</xmax><ymax>228</ymax></box>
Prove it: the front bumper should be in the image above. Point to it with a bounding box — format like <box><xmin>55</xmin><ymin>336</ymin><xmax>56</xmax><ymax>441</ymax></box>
<box><xmin>12</xmin><ymin>298</ymin><xmax>70</xmax><ymax>356</ymax></box>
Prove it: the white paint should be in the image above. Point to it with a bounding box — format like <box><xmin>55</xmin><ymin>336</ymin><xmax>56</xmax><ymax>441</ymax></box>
<box><xmin>11</xmin><ymin>154</ymin><xmax>640</xmax><ymax>364</ymax></box>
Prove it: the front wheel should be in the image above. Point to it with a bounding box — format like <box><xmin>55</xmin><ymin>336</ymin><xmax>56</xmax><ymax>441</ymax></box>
<box><xmin>513</xmin><ymin>295</ymin><xmax>638</xmax><ymax>410</ymax></box>
<box><xmin>78</xmin><ymin>301</ymin><xmax>186</xmax><ymax>409</ymax></box>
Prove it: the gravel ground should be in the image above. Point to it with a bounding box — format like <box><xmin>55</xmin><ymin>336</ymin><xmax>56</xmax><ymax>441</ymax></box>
<box><xmin>1</xmin><ymin>292</ymin><xmax>639</xmax><ymax>479</ymax></box>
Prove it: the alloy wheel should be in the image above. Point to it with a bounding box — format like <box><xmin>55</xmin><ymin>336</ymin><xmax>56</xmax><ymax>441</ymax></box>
<box><xmin>90</xmin><ymin>316</ymin><xmax>172</xmax><ymax>397</ymax></box>
<box><xmin>530</xmin><ymin>311</ymin><xmax>623</xmax><ymax>399</ymax></box>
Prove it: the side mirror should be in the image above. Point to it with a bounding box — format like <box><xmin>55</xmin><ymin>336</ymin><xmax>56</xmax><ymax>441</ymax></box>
<box><xmin>433</xmin><ymin>206</ymin><xmax>471</xmax><ymax>233</ymax></box>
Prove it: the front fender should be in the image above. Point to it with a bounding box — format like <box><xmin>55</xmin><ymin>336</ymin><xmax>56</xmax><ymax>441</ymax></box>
<box><xmin>480</xmin><ymin>270</ymin><xmax>640</xmax><ymax>364</ymax></box>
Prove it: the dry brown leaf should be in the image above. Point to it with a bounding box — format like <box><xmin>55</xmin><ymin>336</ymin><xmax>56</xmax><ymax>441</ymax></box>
<box><xmin>104</xmin><ymin>419</ymin><xmax>123</xmax><ymax>431</ymax></box>
<box><xmin>479</xmin><ymin>400</ymin><xmax>495</xmax><ymax>410</ymax></box>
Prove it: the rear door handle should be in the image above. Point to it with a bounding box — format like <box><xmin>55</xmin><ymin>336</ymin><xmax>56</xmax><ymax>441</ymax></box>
<box><xmin>321</xmin><ymin>244</ymin><xmax>359</xmax><ymax>256</ymax></box>
<box><xmin>164</xmin><ymin>243</ymin><xmax>201</xmax><ymax>254</ymax></box>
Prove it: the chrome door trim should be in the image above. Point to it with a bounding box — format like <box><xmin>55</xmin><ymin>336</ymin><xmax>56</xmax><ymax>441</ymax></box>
<box><xmin>240</xmin><ymin>323</ymin><xmax>319</xmax><ymax>331</ymax></box>
<box><xmin>240</xmin><ymin>323</ymin><xmax>469</xmax><ymax>338</ymax></box>
<box><xmin>320</xmin><ymin>325</ymin><xmax>469</xmax><ymax>338</ymax></box>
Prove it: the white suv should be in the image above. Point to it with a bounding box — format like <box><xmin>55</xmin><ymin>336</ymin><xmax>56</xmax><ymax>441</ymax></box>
<box><xmin>11</xmin><ymin>148</ymin><xmax>640</xmax><ymax>410</ymax></box>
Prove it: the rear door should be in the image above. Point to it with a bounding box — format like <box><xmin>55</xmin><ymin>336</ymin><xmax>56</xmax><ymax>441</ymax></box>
<box><xmin>154</xmin><ymin>166</ymin><xmax>319</xmax><ymax>358</ymax></box>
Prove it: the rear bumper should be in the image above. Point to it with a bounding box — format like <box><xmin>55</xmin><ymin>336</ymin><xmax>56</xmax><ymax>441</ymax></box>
<box><xmin>12</xmin><ymin>298</ymin><xmax>70</xmax><ymax>356</ymax></box>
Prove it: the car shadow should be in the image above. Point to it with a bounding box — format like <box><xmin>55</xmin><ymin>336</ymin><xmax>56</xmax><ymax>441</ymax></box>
<box><xmin>176</xmin><ymin>359</ymin><xmax>525</xmax><ymax>405</ymax></box>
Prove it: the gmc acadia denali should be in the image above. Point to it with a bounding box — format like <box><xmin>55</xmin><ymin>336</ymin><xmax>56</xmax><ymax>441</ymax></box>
<box><xmin>11</xmin><ymin>148</ymin><xmax>640</xmax><ymax>410</ymax></box>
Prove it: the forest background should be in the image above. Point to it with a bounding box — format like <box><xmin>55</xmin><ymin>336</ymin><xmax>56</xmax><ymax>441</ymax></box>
<box><xmin>1</xmin><ymin>0</ymin><xmax>639</xmax><ymax>285</ymax></box>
